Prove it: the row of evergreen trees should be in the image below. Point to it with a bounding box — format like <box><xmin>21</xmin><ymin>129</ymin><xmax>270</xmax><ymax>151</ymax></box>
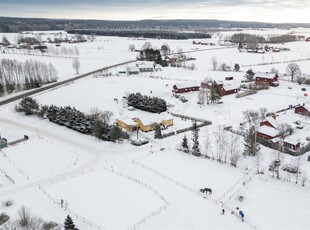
<box><xmin>0</xmin><ymin>58</ymin><xmax>58</xmax><ymax>96</ymax></box>
<box><xmin>127</xmin><ymin>92</ymin><xmax>167</xmax><ymax>113</ymax></box>
<box><xmin>180</xmin><ymin>122</ymin><xmax>201</xmax><ymax>157</ymax></box>
<box><xmin>15</xmin><ymin>97</ymin><xmax>129</xmax><ymax>142</ymax></box>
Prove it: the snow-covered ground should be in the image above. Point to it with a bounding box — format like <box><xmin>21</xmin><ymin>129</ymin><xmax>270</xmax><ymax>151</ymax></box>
<box><xmin>1</xmin><ymin>28</ymin><xmax>310</xmax><ymax>229</ymax></box>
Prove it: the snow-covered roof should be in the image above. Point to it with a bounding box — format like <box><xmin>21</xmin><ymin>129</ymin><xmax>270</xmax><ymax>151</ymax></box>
<box><xmin>264</xmin><ymin>116</ymin><xmax>279</xmax><ymax>129</ymax></box>
<box><xmin>255</xmin><ymin>72</ymin><xmax>277</xmax><ymax>79</ymax></box>
<box><xmin>258</xmin><ymin>125</ymin><xmax>279</xmax><ymax>137</ymax></box>
<box><xmin>137</xmin><ymin>61</ymin><xmax>154</xmax><ymax>69</ymax></box>
<box><xmin>175</xmin><ymin>82</ymin><xmax>200</xmax><ymax>89</ymax></box>
<box><xmin>136</xmin><ymin>116</ymin><xmax>158</xmax><ymax>125</ymax></box>
<box><xmin>160</xmin><ymin>112</ymin><xmax>174</xmax><ymax>121</ymax></box>
<box><xmin>128</xmin><ymin>66</ymin><xmax>139</xmax><ymax>72</ymax></box>
<box><xmin>222</xmin><ymin>83</ymin><xmax>240</xmax><ymax>91</ymax></box>
<box><xmin>284</xmin><ymin>136</ymin><xmax>300</xmax><ymax>146</ymax></box>
<box><xmin>117</xmin><ymin>117</ymin><xmax>138</xmax><ymax>126</ymax></box>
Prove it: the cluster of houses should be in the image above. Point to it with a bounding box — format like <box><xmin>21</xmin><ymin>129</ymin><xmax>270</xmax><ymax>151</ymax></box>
<box><xmin>172</xmin><ymin>72</ymin><xmax>279</xmax><ymax>96</ymax></box>
<box><xmin>119</xmin><ymin>62</ymin><xmax>160</xmax><ymax>75</ymax></box>
<box><xmin>116</xmin><ymin>113</ymin><xmax>174</xmax><ymax>132</ymax></box>
<box><xmin>256</xmin><ymin>104</ymin><xmax>310</xmax><ymax>151</ymax></box>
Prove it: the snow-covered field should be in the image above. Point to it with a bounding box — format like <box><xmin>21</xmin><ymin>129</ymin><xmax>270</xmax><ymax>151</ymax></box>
<box><xmin>1</xmin><ymin>28</ymin><xmax>310</xmax><ymax>229</ymax></box>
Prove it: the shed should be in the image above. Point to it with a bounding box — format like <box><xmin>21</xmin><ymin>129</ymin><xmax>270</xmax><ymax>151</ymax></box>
<box><xmin>173</xmin><ymin>83</ymin><xmax>200</xmax><ymax>93</ymax></box>
<box><xmin>255</xmin><ymin>72</ymin><xmax>279</xmax><ymax>86</ymax></box>
<box><xmin>0</xmin><ymin>138</ymin><xmax>8</xmax><ymax>149</ymax></box>
<box><xmin>138</xmin><ymin>62</ymin><xmax>154</xmax><ymax>73</ymax></box>
<box><xmin>128</xmin><ymin>66</ymin><xmax>139</xmax><ymax>75</ymax></box>
<box><xmin>283</xmin><ymin>137</ymin><xmax>300</xmax><ymax>150</ymax></box>
<box><xmin>221</xmin><ymin>84</ymin><xmax>240</xmax><ymax>96</ymax></box>
<box><xmin>294</xmin><ymin>105</ymin><xmax>310</xmax><ymax>117</ymax></box>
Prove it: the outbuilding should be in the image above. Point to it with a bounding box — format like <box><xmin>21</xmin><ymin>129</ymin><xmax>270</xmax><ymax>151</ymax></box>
<box><xmin>173</xmin><ymin>83</ymin><xmax>200</xmax><ymax>94</ymax></box>
<box><xmin>255</xmin><ymin>72</ymin><xmax>279</xmax><ymax>86</ymax></box>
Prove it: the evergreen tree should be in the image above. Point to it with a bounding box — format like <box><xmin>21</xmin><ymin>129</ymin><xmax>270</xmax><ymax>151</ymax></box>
<box><xmin>0</xmin><ymin>81</ymin><xmax>4</xmax><ymax>96</ymax></box>
<box><xmin>109</xmin><ymin>124</ymin><xmax>124</xmax><ymax>142</ymax></box>
<box><xmin>210</xmin><ymin>81</ymin><xmax>221</xmax><ymax>103</ymax></box>
<box><xmin>64</xmin><ymin>215</ymin><xmax>78</xmax><ymax>230</ymax></box>
<box><xmin>191</xmin><ymin>122</ymin><xmax>201</xmax><ymax>157</ymax></box>
<box><xmin>243</xmin><ymin>126</ymin><xmax>259</xmax><ymax>156</ymax></box>
<box><xmin>15</xmin><ymin>97</ymin><xmax>39</xmax><ymax>115</ymax></box>
<box><xmin>181</xmin><ymin>135</ymin><xmax>189</xmax><ymax>153</ymax></box>
<box><xmin>244</xmin><ymin>69</ymin><xmax>255</xmax><ymax>81</ymax></box>
<box><xmin>154</xmin><ymin>124</ymin><xmax>162</xmax><ymax>139</ymax></box>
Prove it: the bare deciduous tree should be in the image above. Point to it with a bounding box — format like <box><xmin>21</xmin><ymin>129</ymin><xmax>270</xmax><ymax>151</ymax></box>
<box><xmin>211</xmin><ymin>56</ymin><xmax>218</xmax><ymax>71</ymax></box>
<box><xmin>255</xmin><ymin>150</ymin><xmax>263</xmax><ymax>174</ymax></box>
<box><xmin>128</xmin><ymin>44</ymin><xmax>135</xmax><ymax>52</ymax></box>
<box><xmin>214</xmin><ymin>125</ymin><xmax>227</xmax><ymax>162</ymax></box>
<box><xmin>228</xmin><ymin>132</ymin><xmax>241</xmax><ymax>167</ymax></box>
<box><xmin>204</xmin><ymin>128</ymin><xmax>212</xmax><ymax>159</ymax></box>
<box><xmin>72</xmin><ymin>58</ymin><xmax>80</xmax><ymax>74</ymax></box>
<box><xmin>286</xmin><ymin>63</ymin><xmax>301</xmax><ymax>82</ymax></box>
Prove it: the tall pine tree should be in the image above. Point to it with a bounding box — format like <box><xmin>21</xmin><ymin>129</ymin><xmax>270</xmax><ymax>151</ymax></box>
<box><xmin>192</xmin><ymin>122</ymin><xmax>201</xmax><ymax>157</ymax></box>
<box><xmin>181</xmin><ymin>135</ymin><xmax>189</xmax><ymax>153</ymax></box>
<box><xmin>64</xmin><ymin>215</ymin><xmax>79</xmax><ymax>230</ymax></box>
<box><xmin>243</xmin><ymin>126</ymin><xmax>259</xmax><ymax>156</ymax></box>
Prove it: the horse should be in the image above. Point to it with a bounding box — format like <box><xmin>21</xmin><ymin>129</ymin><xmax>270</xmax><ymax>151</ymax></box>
<box><xmin>200</xmin><ymin>188</ymin><xmax>212</xmax><ymax>194</ymax></box>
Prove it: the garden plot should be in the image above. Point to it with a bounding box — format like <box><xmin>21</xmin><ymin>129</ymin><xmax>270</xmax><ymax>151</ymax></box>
<box><xmin>44</xmin><ymin>169</ymin><xmax>164</xmax><ymax>229</ymax></box>
<box><xmin>226</xmin><ymin>176</ymin><xmax>310</xmax><ymax>230</ymax></box>
<box><xmin>137</xmin><ymin>148</ymin><xmax>245</xmax><ymax>200</ymax></box>
<box><xmin>1</xmin><ymin>136</ymin><xmax>88</xmax><ymax>181</ymax></box>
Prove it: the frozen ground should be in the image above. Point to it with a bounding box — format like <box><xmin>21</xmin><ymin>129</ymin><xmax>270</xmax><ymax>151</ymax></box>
<box><xmin>1</xmin><ymin>28</ymin><xmax>310</xmax><ymax>230</ymax></box>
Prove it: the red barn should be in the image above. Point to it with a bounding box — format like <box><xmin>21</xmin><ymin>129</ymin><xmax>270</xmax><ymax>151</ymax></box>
<box><xmin>294</xmin><ymin>105</ymin><xmax>310</xmax><ymax>117</ymax></box>
<box><xmin>255</xmin><ymin>72</ymin><xmax>279</xmax><ymax>86</ymax></box>
<box><xmin>221</xmin><ymin>84</ymin><xmax>240</xmax><ymax>96</ymax></box>
<box><xmin>173</xmin><ymin>83</ymin><xmax>200</xmax><ymax>93</ymax></box>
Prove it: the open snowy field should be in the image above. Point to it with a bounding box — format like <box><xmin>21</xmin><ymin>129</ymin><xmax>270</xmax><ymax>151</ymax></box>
<box><xmin>227</xmin><ymin>176</ymin><xmax>310</xmax><ymax>230</ymax></box>
<box><xmin>1</xmin><ymin>28</ymin><xmax>310</xmax><ymax>229</ymax></box>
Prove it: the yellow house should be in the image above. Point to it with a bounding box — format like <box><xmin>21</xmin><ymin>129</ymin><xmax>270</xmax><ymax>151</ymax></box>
<box><xmin>116</xmin><ymin>118</ymin><xmax>139</xmax><ymax>132</ymax></box>
<box><xmin>134</xmin><ymin>117</ymin><xmax>157</xmax><ymax>132</ymax></box>
<box><xmin>117</xmin><ymin>113</ymin><xmax>174</xmax><ymax>132</ymax></box>
<box><xmin>159</xmin><ymin>113</ymin><xmax>174</xmax><ymax>128</ymax></box>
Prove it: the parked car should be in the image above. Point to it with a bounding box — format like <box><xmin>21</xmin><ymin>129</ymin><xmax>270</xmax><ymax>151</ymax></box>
<box><xmin>301</xmin><ymin>88</ymin><xmax>306</xmax><ymax>91</ymax></box>
<box><xmin>179</xmin><ymin>96</ymin><xmax>188</xmax><ymax>103</ymax></box>
<box><xmin>282</xmin><ymin>165</ymin><xmax>298</xmax><ymax>174</ymax></box>
<box><xmin>131</xmin><ymin>139</ymin><xmax>149</xmax><ymax>146</ymax></box>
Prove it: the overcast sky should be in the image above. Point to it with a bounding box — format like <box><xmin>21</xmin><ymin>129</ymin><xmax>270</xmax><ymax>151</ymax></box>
<box><xmin>0</xmin><ymin>0</ymin><xmax>309</xmax><ymax>23</ymax></box>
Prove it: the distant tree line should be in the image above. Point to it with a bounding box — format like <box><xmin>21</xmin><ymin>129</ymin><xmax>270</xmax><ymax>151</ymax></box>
<box><xmin>0</xmin><ymin>58</ymin><xmax>58</xmax><ymax>96</ymax></box>
<box><xmin>127</xmin><ymin>93</ymin><xmax>167</xmax><ymax>113</ymax></box>
<box><xmin>1</xmin><ymin>17</ymin><xmax>310</xmax><ymax>33</ymax></box>
<box><xmin>231</xmin><ymin>33</ymin><xmax>299</xmax><ymax>46</ymax></box>
<box><xmin>15</xmin><ymin>97</ymin><xmax>129</xmax><ymax>142</ymax></box>
<box><xmin>67</xmin><ymin>29</ymin><xmax>210</xmax><ymax>40</ymax></box>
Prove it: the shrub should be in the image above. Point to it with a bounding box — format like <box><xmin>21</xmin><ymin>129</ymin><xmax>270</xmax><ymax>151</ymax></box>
<box><xmin>15</xmin><ymin>97</ymin><xmax>39</xmax><ymax>115</ymax></box>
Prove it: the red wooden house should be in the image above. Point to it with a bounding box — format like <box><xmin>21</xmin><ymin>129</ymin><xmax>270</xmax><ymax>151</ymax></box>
<box><xmin>173</xmin><ymin>83</ymin><xmax>200</xmax><ymax>93</ymax></box>
<box><xmin>294</xmin><ymin>105</ymin><xmax>310</xmax><ymax>117</ymax></box>
<box><xmin>257</xmin><ymin>125</ymin><xmax>279</xmax><ymax>140</ymax></box>
<box><xmin>255</xmin><ymin>72</ymin><xmax>279</xmax><ymax>86</ymax></box>
<box><xmin>221</xmin><ymin>84</ymin><xmax>240</xmax><ymax>96</ymax></box>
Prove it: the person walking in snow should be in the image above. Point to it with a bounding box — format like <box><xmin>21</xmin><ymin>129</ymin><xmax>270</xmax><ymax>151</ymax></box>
<box><xmin>239</xmin><ymin>210</ymin><xmax>245</xmax><ymax>221</ymax></box>
<box><xmin>221</xmin><ymin>209</ymin><xmax>225</xmax><ymax>215</ymax></box>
